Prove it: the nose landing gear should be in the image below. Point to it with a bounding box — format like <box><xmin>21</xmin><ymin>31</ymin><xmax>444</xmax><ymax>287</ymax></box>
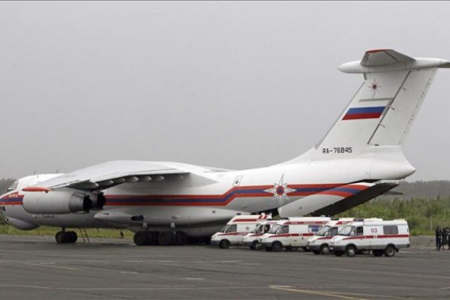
<box><xmin>55</xmin><ymin>229</ymin><xmax>78</xmax><ymax>244</ymax></box>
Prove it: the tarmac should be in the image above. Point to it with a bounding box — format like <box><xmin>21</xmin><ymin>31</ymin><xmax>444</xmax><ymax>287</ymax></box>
<box><xmin>0</xmin><ymin>234</ymin><xmax>449</xmax><ymax>300</ymax></box>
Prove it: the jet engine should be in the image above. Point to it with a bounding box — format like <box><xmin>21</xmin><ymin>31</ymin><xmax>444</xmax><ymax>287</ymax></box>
<box><xmin>23</xmin><ymin>191</ymin><xmax>92</xmax><ymax>214</ymax></box>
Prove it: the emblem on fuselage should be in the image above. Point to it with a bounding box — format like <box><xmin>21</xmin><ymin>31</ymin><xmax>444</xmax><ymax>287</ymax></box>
<box><xmin>264</xmin><ymin>175</ymin><xmax>295</xmax><ymax>205</ymax></box>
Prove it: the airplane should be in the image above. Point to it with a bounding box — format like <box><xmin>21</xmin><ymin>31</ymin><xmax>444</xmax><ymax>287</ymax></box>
<box><xmin>1</xmin><ymin>49</ymin><xmax>449</xmax><ymax>246</ymax></box>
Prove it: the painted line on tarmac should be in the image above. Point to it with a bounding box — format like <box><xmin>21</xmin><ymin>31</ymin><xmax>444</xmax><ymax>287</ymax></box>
<box><xmin>270</xmin><ymin>285</ymin><xmax>369</xmax><ymax>300</ymax></box>
<box><xmin>23</xmin><ymin>262</ymin><xmax>80</xmax><ymax>271</ymax></box>
<box><xmin>119</xmin><ymin>271</ymin><xmax>139</xmax><ymax>275</ymax></box>
<box><xmin>327</xmin><ymin>267</ymin><xmax>450</xmax><ymax>280</ymax></box>
<box><xmin>57</xmin><ymin>286</ymin><xmax>264</xmax><ymax>291</ymax></box>
<box><xmin>0</xmin><ymin>284</ymin><xmax>52</xmax><ymax>290</ymax></box>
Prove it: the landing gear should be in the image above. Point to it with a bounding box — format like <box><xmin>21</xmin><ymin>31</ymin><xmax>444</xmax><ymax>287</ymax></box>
<box><xmin>55</xmin><ymin>230</ymin><xmax>78</xmax><ymax>244</ymax></box>
<box><xmin>133</xmin><ymin>231</ymin><xmax>189</xmax><ymax>246</ymax></box>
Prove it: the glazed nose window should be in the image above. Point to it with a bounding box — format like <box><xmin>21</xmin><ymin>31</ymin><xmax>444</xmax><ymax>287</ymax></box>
<box><xmin>7</xmin><ymin>181</ymin><xmax>18</xmax><ymax>192</ymax></box>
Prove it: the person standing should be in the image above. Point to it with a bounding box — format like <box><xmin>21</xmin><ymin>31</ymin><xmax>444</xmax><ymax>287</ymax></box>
<box><xmin>442</xmin><ymin>227</ymin><xmax>448</xmax><ymax>250</ymax></box>
<box><xmin>436</xmin><ymin>226</ymin><xmax>442</xmax><ymax>251</ymax></box>
<box><xmin>446</xmin><ymin>228</ymin><xmax>450</xmax><ymax>250</ymax></box>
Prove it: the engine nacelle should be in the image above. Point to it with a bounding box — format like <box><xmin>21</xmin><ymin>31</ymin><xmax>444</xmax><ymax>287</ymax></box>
<box><xmin>23</xmin><ymin>191</ymin><xmax>91</xmax><ymax>214</ymax></box>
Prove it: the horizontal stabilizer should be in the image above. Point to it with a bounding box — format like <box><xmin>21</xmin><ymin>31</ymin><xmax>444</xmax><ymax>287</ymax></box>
<box><xmin>361</xmin><ymin>49</ymin><xmax>414</xmax><ymax>67</ymax></box>
<box><xmin>339</xmin><ymin>49</ymin><xmax>450</xmax><ymax>74</ymax></box>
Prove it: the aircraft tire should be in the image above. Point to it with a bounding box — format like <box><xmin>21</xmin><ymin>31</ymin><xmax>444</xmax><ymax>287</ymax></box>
<box><xmin>158</xmin><ymin>232</ymin><xmax>175</xmax><ymax>246</ymax></box>
<box><xmin>134</xmin><ymin>232</ymin><xmax>149</xmax><ymax>246</ymax></box>
<box><xmin>55</xmin><ymin>231</ymin><xmax>68</xmax><ymax>244</ymax></box>
<box><xmin>146</xmin><ymin>232</ymin><xmax>158</xmax><ymax>245</ymax></box>
<box><xmin>67</xmin><ymin>231</ymin><xmax>78</xmax><ymax>243</ymax></box>
<box><xmin>175</xmin><ymin>232</ymin><xmax>187</xmax><ymax>245</ymax></box>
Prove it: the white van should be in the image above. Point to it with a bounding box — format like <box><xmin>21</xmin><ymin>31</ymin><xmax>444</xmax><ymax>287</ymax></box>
<box><xmin>260</xmin><ymin>217</ymin><xmax>330</xmax><ymax>252</ymax></box>
<box><xmin>242</xmin><ymin>219</ymin><xmax>279</xmax><ymax>250</ymax></box>
<box><xmin>211</xmin><ymin>214</ymin><xmax>271</xmax><ymax>249</ymax></box>
<box><xmin>307</xmin><ymin>218</ymin><xmax>355</xmax><ymax>255</ymax></box>
<box><xmin>329</xmin><ymin>219</ymin><xmax>410</xmax><ymax>257</ymax></box>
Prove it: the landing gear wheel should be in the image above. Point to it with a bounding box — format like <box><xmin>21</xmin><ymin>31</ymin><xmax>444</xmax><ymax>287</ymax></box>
<box><xmin>219</xmin><ymin>239</ymin><xmax>230</xmax><ymax>249</ymax></box>
<box><xmin>158</xmin><ymin>232</ymin><xmax>175</xmax><ymax>246</ymax></box>
<box><xmin>272</xmin><ymin>242</ymin><xmax>283</xmax><ymax>252</ymax></box>
<box><xmin>373</xmin><ymin>250</ymin><xmax>384</xmax><ymax>257</ymax></box>
<box><xmin>384</xmin><ymin>245</ymin><xmax>396</xmax><ymax>257</ymax></box>
<box><xmin>346</xmin><ymin>245</ymin><xmax>357</xmax><ymax>257</ymax></box>
<box><xmin>134</xmin><ymin>232</ymin><xmax>149</xmax><ymax>246</ymax></box>
<box><xmin>320</xmin><ymin>245</ymin><xmax>330</xmax><ymax>255</ymax></box>
<box><xmin>250</xmin><ymin>241</ymin><xmax>262</xmax><ymax>250</ymax></box>
<box><xmin>55</xmin><ymin>231</ymin><xmax>67</xmax><ymax>244</ymax></box>
<box><xmin>67</xmin><ymin>231</ymin><xmax>78</xmax><ymax>243</ymax></box>
<box><xmin>175</xmin><ymin>232</ymin><xmax>187</xmax><ymax>245</ymax></box>
<box><xmin>146</xmin><ymin>232</ymin><xmax>158</xmax><ymax>245</ymax></box>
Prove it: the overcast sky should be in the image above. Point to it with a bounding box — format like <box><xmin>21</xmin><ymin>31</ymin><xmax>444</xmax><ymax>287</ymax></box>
<box><xmin>1</xmin><ymin>1</ymin><xmax>450</xmax><ymax>181</ymax></box>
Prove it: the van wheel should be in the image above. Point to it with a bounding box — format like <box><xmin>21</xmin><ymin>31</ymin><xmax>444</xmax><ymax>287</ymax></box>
<box><xmin>345</xmin><ymin>245</ymin><xmax>356</xmax><ymax>257</ymax></box>
<box><xmin>384</xmin><ymin>245</ymin><xmax>396</xmax><ymax>257</ymax></box>
<box><xmin>219</xmin><ymin>240</ymin><xmax>230</xmax><ymax>249</ymax></box>
<box><xmin>320</xmin><ymin>245</ymin><xmax>330</xmax><ymax>255</ymax></box>
<box><xmin>272</xmin><ymin>242</ymin><xmax>283</xmax><ymax>252</ymax></box>
<box><xmin>373</xmin><ymin>250</ymin><xmax>384</xmax><ymax>257</ymax></box>
<box><xmin>250</xmin><ymin>241</ymin><xmax>262</xmax><ymax>250</ymax></box>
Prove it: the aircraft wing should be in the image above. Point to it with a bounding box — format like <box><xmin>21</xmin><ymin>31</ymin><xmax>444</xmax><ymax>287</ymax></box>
<box><xmin>22</xmin><ymin>161</ymin><xmax>189</xmax><ymax>192</ymax></box>
<box><xmin>278</xmin><ymin>181</ymin><xmax>398</xmax><ymax>217</ymax></box>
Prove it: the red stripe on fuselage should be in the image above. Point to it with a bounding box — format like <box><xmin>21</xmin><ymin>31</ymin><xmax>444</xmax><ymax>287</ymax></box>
<box><xmin>342</xmin><ymin>113</ymin><xmax>382</xmax><ymax>120</ymax></box>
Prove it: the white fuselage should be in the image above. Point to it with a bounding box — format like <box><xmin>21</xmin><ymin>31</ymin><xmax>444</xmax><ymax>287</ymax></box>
<box><xmin>0</xmin><ymin>152</ymin><xmax>412</xmax><ymax>237</ymax></box>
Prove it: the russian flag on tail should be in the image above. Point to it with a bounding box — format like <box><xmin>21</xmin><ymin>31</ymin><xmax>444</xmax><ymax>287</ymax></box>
<box><xmin>342</xmin><ymin>106</ymin><xmax>386</xmax><ymax>120</ymax></box>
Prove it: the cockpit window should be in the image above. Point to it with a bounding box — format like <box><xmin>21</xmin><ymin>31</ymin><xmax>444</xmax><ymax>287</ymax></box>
<box><xmin>7</xmin><ymin>181</ymin><xmax>18</xmax><ymax>192</ymax></box>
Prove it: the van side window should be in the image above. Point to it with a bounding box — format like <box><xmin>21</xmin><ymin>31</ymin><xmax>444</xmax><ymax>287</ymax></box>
<box><xmin>226</xmin><ymin>225</ymin><xmax>237</xmax><ymax>233</ymax></box>
<box><xmin>355</xmin><ymin>227</ymin><xmax>363</xmax><ymax>236</ymax></box>
<box><xmin>281</xmin><ymin>226</ymin><xmax>289</xmax><ymax>234</ymax></box>
<box><xmin>308</xmin><ymin>225</ymin><xmax>321</xmax><ymax>233</ymax></box>
<box><xmin>383</xmin><ymin>225</ymin><xmax>398</xmax><ymax>235</ymax></box>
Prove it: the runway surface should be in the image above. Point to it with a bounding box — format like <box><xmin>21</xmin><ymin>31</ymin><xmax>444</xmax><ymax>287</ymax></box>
<box><xmin>0</xmin><ymin>235</ymin><xmax>449</xmax><ymax>300</ymax></box>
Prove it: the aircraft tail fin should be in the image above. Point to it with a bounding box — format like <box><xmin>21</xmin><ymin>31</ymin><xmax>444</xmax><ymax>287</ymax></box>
<box><xmin>307</xmin><ymin>49</ymin><xmax>449</xmax><ymax>161</ymax></box>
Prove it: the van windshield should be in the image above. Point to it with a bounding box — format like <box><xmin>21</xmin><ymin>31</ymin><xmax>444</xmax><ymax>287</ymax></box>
<box><xmin>251</xmin><ymin>224</ymin><xmax>263</xmax><ymax>234</ymax></box>
<box><xmin>316</xmin><ymin>226</ymin><xmax>330</xmax><ymax>236</ymax></box>
<box><xmin>268</xmin><ymin>224</ymin><xmax>281</xmax><ymax>234</ymax></box>
<box><xmin>339</xmin><ymin>226</ymin><xmax>355</xmax><ymax>236</ymax></box>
